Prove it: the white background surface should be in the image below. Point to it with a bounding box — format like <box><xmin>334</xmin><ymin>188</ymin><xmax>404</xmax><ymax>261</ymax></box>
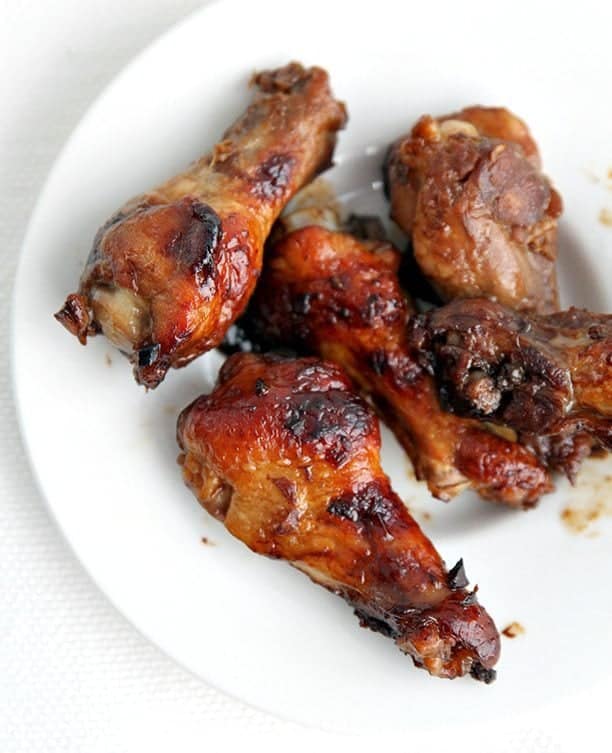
<box><xmin>1</xmin><ymin>2</ymin><xmax>609</xmax><ymax>750</ymax></box>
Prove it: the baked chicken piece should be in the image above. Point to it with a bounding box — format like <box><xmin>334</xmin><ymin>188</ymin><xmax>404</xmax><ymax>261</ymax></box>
<box><xmin>245</xmin><ymin>223</ymin><xmax>550</xmax><ymax>506</ymax></box>
<box><xmin>408</xmin><ymin>299</ymin><xmax>612</xmax><ymax>478</ymax></box>
<box><xmin>385</xmin><ymin>106</ymin><xmax>562</xmax><ymax>314</ymax></box>
<box><xmin>178</xmin><ymin>353</ymin><xmax>501</xmax><ymax>681</ymax></box>
<box><xmin>55</xmin><ymin>63</ymin><xmax>346</xmax><ymax>388</ymax></box>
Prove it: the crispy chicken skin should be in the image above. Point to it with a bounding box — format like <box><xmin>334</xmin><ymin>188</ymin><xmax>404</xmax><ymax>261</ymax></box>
<box><xmin>246</xmin><ymin>225</ymin><xmax>550</xmax><ymax>506</ymax></box>
<box><xmin>55</xmin><ymin>63</ymin><xmax>346</xmax><ymax>388</ymax></box>
<box><xmin>408</xmin><ymin>299</ymin><xmax>612</xmax><ymax>478</ymax></box>
<box><xmin>177</xmin><ymin>353</ymin><xmax>500</xmax><ymax>681</ymax></box>
<box><xmin>385</xmin><ymin>107</ymin><xmax>562</xmax><ymax>313</ymax></box>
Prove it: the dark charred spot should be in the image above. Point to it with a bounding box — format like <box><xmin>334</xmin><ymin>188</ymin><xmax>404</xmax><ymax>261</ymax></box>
<box><xmin>167</xmin><ymin>200</ymin><xmax>221</xmax><ymax>288</ymax></box>
<box><xmin>447</xmin><ymin>559</ymin><xmax>469</xmax><ymax>590</ymax></box>
<box><xmin>283</xmin><ymin>390</ymin><xmax>374</xmax><ymax>467</ymax></box>
<box><xmin>354</xmin><ymin>608</ymin><xmax>398</xmax><ymax>638</ymax></box>
<box><xmin>327</xmin><ymin>481</ymin><xmax>394</xmax><ymax>527</ymax></box>
<box><xmin>271</xmin><ymin>476</ymin><xmax>297</xmax><ymax>502</ymax></box>
<box><xmin>255</xmin><ymin>378</ymin><xmax>269</xmax><ymax>396</ymax></box>
<box><xmin>329</xmin><ymin>275</ymin><xmax>346</xmax><ymax>291</ymax></box>
<box><xmin>470</xmin><ymin>663</ymin><xmax>496</xmax><ymax>684</ymax></box>
<box><xmin>252</xmin><ymin>153</ymin><xmax>296</xmax><ymax>200</ymax></box>
<box><xmin>351</xmin><ymin>291</ymin><xmax>403</xmax><ymax>329</ymax></box>
<box><xmin>138</xmin><ymin>343</ymin><xmax>160</xmax><ymax>367</ymax></box>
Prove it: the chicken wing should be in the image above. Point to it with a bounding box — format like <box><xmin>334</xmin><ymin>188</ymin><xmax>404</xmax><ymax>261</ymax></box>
<box><xmin>177</xmin><ymin>353</ymin><xmax>500</xmax><ymax>681</ymax></box>
<box><xmin>55</xmin><ymin>63</ymin><xmax>346</xmax><ymax>388</ymax></box>
<box><xmin>245</xmin><ymin>223</ymin><xmax>550</xmax><ymax>505</ymax></box>
<box><xmin>408</xmin><ymin>299</ymin><xmax>612</xmax><ymax>478</ymax></box>
<box><xmin>385</xmin><ymin>107</ymin><xmax>562</xmax><ymax>313</ymax></box>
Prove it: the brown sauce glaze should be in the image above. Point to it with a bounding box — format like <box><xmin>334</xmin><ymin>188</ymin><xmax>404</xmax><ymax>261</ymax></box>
<box><xmin>177</xmin><ymin>353</ymin><xmax>501</xmax><ymax>681</ymax></box>
<box><xmin>245</xmin><ymin>224</ymin><xmax>550</xmax><ymax>506</ymax></box>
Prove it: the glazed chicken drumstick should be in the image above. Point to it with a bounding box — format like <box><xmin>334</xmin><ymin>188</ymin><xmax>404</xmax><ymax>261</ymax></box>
<box><xmin>55</xmin><ymin>63</ymin><xmax>346</xmax><ymax>388</ymax></box>
<box><xmin>408</xmin><ymin>299</ymin><xmax>612</xmax><ymax>479</ymax></box>
<box><xmin>245</xmin><ymin>220</ymin><xmax>550</xmax><ymax>506</ymax></box>
<box><xmin>385</xmin><ymin>106</ymin><xmax>562</xmax><ymax>314</ymax></box>
<box><xmin>178</xmin><ymin>353</ymin><xmax>501</xmax><ymax>681</ymax></box>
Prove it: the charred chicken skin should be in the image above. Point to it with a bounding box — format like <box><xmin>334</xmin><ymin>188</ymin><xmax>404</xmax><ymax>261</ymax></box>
<box><xmin>177</xmin><ymin>353</ymin><xmax>500</xmax><ymax>681</ymax></box>
<box><xmin>385</xmin><ymin>107</ymin><xmax>562</xmax><ymax>314</ymax></box>
<box><xmin>408</xmin><ymin>299</ymin><xmax>612</xmax><ymax>478</ymax></box>
<box><xmin>246</xmin><ymin>224</ymin><xmax>550</xmax><ymax>506</ymax></box>
<box><xmin>55</xmin><ymin>63</ymin><xmax>346</xmax><ymax>388</ymax></box>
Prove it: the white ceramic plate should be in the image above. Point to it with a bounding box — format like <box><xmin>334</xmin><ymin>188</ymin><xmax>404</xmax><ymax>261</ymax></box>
<box><xmin>12</xmin><ymin>0</ymin><xmax>612</xmax><ymax>734</ymax></box>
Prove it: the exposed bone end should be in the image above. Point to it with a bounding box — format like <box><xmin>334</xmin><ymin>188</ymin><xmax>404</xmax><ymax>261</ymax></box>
<box><xmin>90</xmin><ymin>285</ymin><xmax>151</xmax><ymax>354</ymax></box>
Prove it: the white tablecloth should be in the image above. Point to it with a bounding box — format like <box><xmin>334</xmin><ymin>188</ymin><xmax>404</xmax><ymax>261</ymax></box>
<box><xmin>0</xmin><ymin>2</ymin><xmax>607</xmax><ymax>750</ymax></box>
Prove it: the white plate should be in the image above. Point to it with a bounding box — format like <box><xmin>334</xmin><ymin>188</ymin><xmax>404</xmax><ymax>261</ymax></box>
<box><xmin>12</xmin><ymin>0</ymin><xmax>612</xmax><ymax>734</ymax></box>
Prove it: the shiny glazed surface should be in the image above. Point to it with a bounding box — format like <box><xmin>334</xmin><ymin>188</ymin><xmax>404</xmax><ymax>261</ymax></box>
<box><xmin>177</xmin><ymin>353</ymin><xmax>500</xmax><ymax>680</ymax></box>
<box><xmin>55</xmin><ymin>63</ymin><xmax>346</xmax><ymax>387</ymax></box>
<box><xmin>247</xmin><ymin>225</ymin><xmax>550</xmax><ymax>505</ymax></box>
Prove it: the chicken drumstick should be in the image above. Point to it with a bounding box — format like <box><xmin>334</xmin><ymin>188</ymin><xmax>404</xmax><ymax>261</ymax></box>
<box><xmin>178</xmin><ymin>353</ymin><xmax>501</xmax><ymax>681</ymax></box>
<box><xmin>55</xmin><ymin>63</ymin><xmax>346</xmax><ymax>388</ymax></box>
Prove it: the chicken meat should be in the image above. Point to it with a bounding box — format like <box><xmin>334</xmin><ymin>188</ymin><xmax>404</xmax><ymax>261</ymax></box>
<box><xmin>55</xmin><ymin>63</ymin><xmax>346</xmax><ymax>387</ymax></box>
<box><xmin>385</xmin><ymin>106</ymin><xmax>562</xmax><ymax>313</ymax></box>
<box><xmin>408</xmin><ymin>299</ymin><xmax>612</xmax><ymax>478</ymax></box>
<box><xmin>178</xmin><ymin>352</ymin><xmax>501</xmax><ymax>681</ymax></box>
<box><xmin>244</xmin><ymin>222</ymin><xmax>550</xmax><ymax>505</ymax></box>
